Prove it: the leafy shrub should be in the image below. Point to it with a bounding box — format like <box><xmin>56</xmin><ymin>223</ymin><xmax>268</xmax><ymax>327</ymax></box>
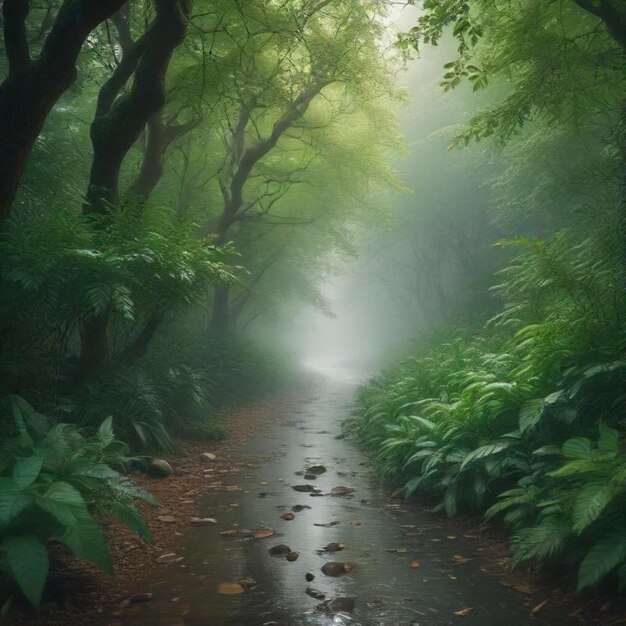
<box><xmin>0</xmin><ymin>397</ymin><xmax>155</xmax><ymax>608</ymax></box>
<box><xmin>347</xmin><ymin>232</ymin><xmax>626</xmax><ymax>590</ymax></box>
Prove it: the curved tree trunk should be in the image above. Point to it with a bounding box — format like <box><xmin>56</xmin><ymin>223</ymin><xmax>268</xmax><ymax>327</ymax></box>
<box><xmin>0</xmin><ymin>0</ymin><xmax>127</xmax><ymax>221</ymax></box>
<box><xmin>78</xmin><ymin>0</ymin><xmax>190</xmax><ymax>379</ymax></box>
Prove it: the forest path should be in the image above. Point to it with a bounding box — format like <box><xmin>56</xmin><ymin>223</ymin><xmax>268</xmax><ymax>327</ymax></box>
<box><xmin>116</xmin><ymin>367</ymin><xmax>570</xmax><ymax>626</ymax></box>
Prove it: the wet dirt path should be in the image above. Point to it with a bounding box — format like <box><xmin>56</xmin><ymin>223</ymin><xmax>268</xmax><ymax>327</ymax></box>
<box><xmin>117</xmin><ymin>371</ymin><xmax>572</xmax><ymax>626</ymax></box>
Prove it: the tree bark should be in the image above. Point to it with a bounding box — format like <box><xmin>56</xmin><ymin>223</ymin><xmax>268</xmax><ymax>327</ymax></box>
<box><xmin>120</xmin><ymin>308</ymin><xmax>164</xmax><ymax>362</ymax></box>
<box><xmin>84</xmin><ymin>0</ymin><xmax>189</xmax><ymax>214</ymax></box>
<box><xmin>208</xmin><ymin>283</ymin><xmax>231</xmax><ymax>338</ymax></box>
<box><xmin>126</xmin><ymin>112</ymin><xmax>198</xmax><ymax>202</ymax></box>
<box><xmin>78</xmin><ymin>0</ymin><xmax>189</xmax><ymax>378</ymax></box>
<box><xmin>0</xmin><ymin>0</ymin><xmax>127</xmax><ymax>221</ymax></box>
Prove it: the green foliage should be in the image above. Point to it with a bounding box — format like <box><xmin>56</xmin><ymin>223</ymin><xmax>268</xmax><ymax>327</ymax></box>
<box><xmin>348</xmin><ymin>231</ymin><xmax>626</xmax><ymax>590</ymax></box>
<box><xmin>0</xmin><ymin>397</ymin><xmax>155</xmax><ymax>608</ymax></box>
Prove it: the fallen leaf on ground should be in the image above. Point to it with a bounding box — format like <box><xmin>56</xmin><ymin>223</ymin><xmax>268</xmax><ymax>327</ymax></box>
<box><xmin>351</xmin><ymin>520</ymin><xmax>362</xmax><ymax>526</ymax></box>
<box><xmin>452</xmin><ymin>554</ymin><xmax>471</xmax><ymax>564</ymax></box>
<box><xmin>190</xmin><ymin>517</ymin><xmax>217</xmax><ymax>526</ymax></box>
<box><xmin>217</xmin><ymin>582</ymin><xmax>245</xmax><ymax>595</ymax></box>
<box><xmin>409</xmin><ymin>561</ymin><xmax>420</xmax><ymax>569</ymax></box>
<box><xmin>531</xmin><ymin>599</ymin><xmax>549</xmax><ymax>615</ymax></box>
<box><xmin>155</xmin><ymin>553</ymin><xmax>183</xmax><ymax>564</ymax></box>
<box><xmin>453</xmin><ymin>607</ymin><xmax>474</xmax><ymax>617</ymax></box>
<box><xmin>157</xmin><ymin>515</ymin><xmax>176</xmax><ymax>523</ymax></box>
<box><xmin>253</xmin><ymin>528</ymin><xmax>275</xmax><ymax>539</ymax></box>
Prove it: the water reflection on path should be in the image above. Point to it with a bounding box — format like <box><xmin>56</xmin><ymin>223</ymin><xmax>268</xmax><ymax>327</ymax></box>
<box><xmin>119</xmin><ymin>366</ymin><xmax>567</xmax><ymax>626</ymax></box>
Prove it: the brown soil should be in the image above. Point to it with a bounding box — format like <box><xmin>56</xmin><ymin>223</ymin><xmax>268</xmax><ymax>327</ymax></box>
<box><xmin>2</xmin><ymin>391</ymin><xmax>292</xmax><ymax>626</ymax></box>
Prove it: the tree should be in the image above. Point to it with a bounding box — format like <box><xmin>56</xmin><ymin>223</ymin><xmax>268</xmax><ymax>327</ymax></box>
<box><xmin>404</xmin><ymin>0</ymin><xmax>626</xmax><ymax>270</ymax></box>
<box><xmin>0</xmin><ymin>0</ymin><xmax>128</xmax><ymax>220</ymax></box>
<box><xmin>182</xmin><ymin>0</ymin><xmax>399</xmax><ymax>336</ymax></box>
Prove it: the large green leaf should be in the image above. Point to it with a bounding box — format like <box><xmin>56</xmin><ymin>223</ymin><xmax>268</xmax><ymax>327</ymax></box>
<box><xmin>38</xmin><ymin>482</ymin><xmax>112</xmax><ymax>574</ymax></box>
<box><xmin>0</xmin><ymin>478</ymin><xmax>20</xmax><ymax>527</ymax></box>
<box><xmin>578</xmin><ymin>533</ymin><xmax>626</xmax><ymax>591</ymax></box>
<box><xmin>97</xmin><ymin>416</ymin><xmax>115</xmax><ymax>447</ymax></box>
<box><xmin>0</xmin><ymin>534</ymin><xmax>49</xmax><ymax>607</ymax></box>
<box><xmin>12</xmin><ymin>456</ymin><xmax>43</xmax><ymax>489</ymax></box>
<box><xmin>572</xmin><ymin>481</ymin><xmax>617</xmax><ymax>534</ymax></box>
<box><xmin>561</xmin><ymin>437</ymin><xmax>592</xmax><ymax>460</ymax></box>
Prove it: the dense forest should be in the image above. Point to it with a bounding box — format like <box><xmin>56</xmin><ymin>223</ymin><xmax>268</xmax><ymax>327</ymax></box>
<box><xmin>0</xmin><ymin>0</ymin><xmax>624</xmax><ymax>623</ymax></box>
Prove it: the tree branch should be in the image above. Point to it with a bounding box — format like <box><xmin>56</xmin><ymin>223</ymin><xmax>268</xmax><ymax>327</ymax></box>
<box><xmin>3</xmin><ymin>0</ymin><xmax>31</xmax><ymax>75</ymax></box>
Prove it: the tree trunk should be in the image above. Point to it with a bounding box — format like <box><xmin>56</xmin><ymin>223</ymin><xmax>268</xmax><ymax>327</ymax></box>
<box><xmin>125</xmin><ymin>113</ymin><xmax>198</xmax><ymax>203</ymax></box>
<box><xmin>84</xmin><ymin>0</ymin><xmax>189</xmax><ymax>214</ymax></box>
<box><xmin>78</xmin><ymin>313</ymin><xmax>110</xmax><ymax>381</ymax></box>
<box><xmin>208</xmin><ymin>284</ymin><xmax>231</xmax><ymax>339</ymax></box>
<box><xmin>120</xmin><ymin>308</ymin><xmax>164</xmax><ymax>363</ymax></box>
<box><xmin>0</xmin><ymin>0</ymin><xmax>127</xmax><ymax>221</ymax></box>
<box><xmin>78</xmin><ymin>0</ymin><xmax>189</xmax><ymax>378</ymax></box>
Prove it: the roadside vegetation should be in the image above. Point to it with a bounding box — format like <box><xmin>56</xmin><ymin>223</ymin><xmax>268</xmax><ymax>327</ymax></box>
<box><xmin>0</xmin><ymin>0</ymin><xmax>397</xmax><ymax>609</ymax></box>
<box><xmin>348</xmin><ymin>0</ymin><xmax>626</xmax><ymax>594</ymax></box>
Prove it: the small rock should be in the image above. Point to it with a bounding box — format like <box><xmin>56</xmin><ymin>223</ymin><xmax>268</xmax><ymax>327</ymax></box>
<box><xmin>146</xmin><ymin>459</ymin><xmax>173</xmax><ymax>478</ymax></box>
<box><xmin>190</xmin><ymin>517</ymin><xmax>217</xmax><ymax>526</ymax></box>
<box><xmin>306</xmin><ymin>587</ymin><xmax>326</xmax><ymax>600</ymax></box>
<box><xmin>303</xmin><ymin>474</ymin><xmax>317</xmax><ymax>480</ymax></box>
<box><xmin>286</xmin><ymin>551</ymin><xmax>300</xmax><ymax>562</ymax></box>
<box><xmin>306</xmin><ymin>465</ymin><xmax>327</xmax><ymax>475</ymax></box>
<box><xmin>330</xmin><ymin>486</ymin><xmax>355</xmax><ymax>497</ymax></box>
<box><xmin>129</xmin><ymin>593</ymin><xmax>153</xmax><ymax>604</ymax></box>
<box><xmin>321</xmin><ymin>562</ymin><xmax>356</xmax><ymax>577</ymax></box>
<box><xmin>292</xmin><ymin>505</ymin><xmax>311</xmax><ymax>512</ymax></box>
<box><xmin>329</xmin><ymin>597</ymin><xmax>356</xmax><ymax>613</ymax></box>
<box><xmin>201</xmin><ymin>452</ymin><xmax>217</xmax><ymax>461</ymax></box>
<box><xmin>321</xmin><ymin>542</ymin><xmax>346</xmax><ymax>553</ymax></box>
<box><xmin>237</xmin><ymin>577</ymin><xmax>257</xmax><ymax>589</ymax></box>
<box><xmin>305</xmin><ymin>573</ymin><xmax>315</xmax><ymax>582</ymax></box>
<box><xmin>292</xmin><ymin>484</ymin><xmax>315</xmax><ymax>492</ymax></box>
<box><xmin>281</xmin><ymin>512</ymin><xmax>295</xmax><ymax>521</ymax></box>
<box><xmin>314</xmin><ymin>521</ymin><xmax>340</xmax><ymax>528</ymax></box>
<box><xmin>269</xmin><ymin>544</ymin><xmax>292</xmax><ymax>556</ymax></box>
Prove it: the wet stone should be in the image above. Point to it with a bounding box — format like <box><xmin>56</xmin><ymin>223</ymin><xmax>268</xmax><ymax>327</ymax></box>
<box><xmin>269</xmin><ymin>544</ymin><xmax>292</xmax><ymax>556</ymax></box>
<box><xmin>146</xmin><ymin>459</ymin><xmax>173</xmax><ymax>478</ymax></box>
<box><xmin>321</xmin><ymin>562</ymin><xmax>356</xmax><ymax>577</ymax></box>
<box><xmin>317</xmin><ymin>597</ymin><xmax>356</xmax><ymax>613</ymax></box>
<box><xmin>303</xmin><ymin>473</ymin><xmax>317</xmax><ymax>480</ymax></box>
<box><xmin>305</xmin><ymin>465</ymin><xmax>327</xmax><ymax>475</ymax></box>
<box><xmin>306</xmin><ymin>587</ymin><xmax>326</xmax><ymax>600</ymax></box>
<box><xmin>292</xmin><ymin>504</ymin><xmax>311</xmax><ymax>512</ymax></box>
<box><xmin>292</xmin><ymin>484</ymin><xmax>315</xmax><ymax>492</ymax></box>
<box><xmin>305</xmin><ymin>573</ymin><xmax>315</xmax><ymax>582</ymax></box>
<box><xmin>286</xmin><ymin>551</ymin><xmax>300</xmax><ymax>562</ymax></box>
